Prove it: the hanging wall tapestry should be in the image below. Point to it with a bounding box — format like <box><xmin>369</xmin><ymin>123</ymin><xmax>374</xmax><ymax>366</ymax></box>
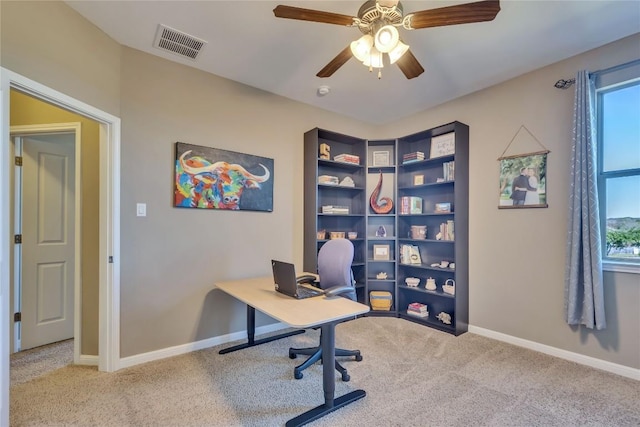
<box><xmin>174</xmin><ymin>142</ymin><xmax>273</xmax><ymax>212</ymax></box>
<box><xmin>498</xmin><ymin>125</ymin><xmax>549</xmax><ymax>209</ymax></box>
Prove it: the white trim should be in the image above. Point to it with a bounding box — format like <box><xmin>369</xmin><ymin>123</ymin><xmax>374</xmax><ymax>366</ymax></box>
<box><xmin>603</xmin><ymin>261</ymin><xmax>640</xmax><ymax>275</ymax></box>
<box><xmin>1</xmin><ymin>68</ymin><xmax>122</xmax><ymax>427</ymax></box>
<box><xmin>10</xmin><ymin>124</ymin><xmax>82</xmax><ymax>365</ymax></box>
<box><xmin>119</xmin><ymin>323</ymin><xmax>289</xmax><ymax>369</ymax></box>
<box><xmin>1</xmin><ymin>78</ymin><xmax>10</xmax><ymax>427</ymax></box>
<box><xmin>76</xmin><ymin>354</ymin><xmax>99</xmax><ymax>366</ymax></box>
<box><xmin>468</xmin><ymin>325</ymin><xmax>640</xmax><ymax>381</ymax></box>
<box><xmin>12</xmin><ymin>137</ymin><xmax>22</xmax><ymax>353</ymax></box>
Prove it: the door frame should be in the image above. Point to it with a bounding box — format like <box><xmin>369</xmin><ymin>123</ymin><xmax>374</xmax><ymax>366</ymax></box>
<box><xmin>1</xmin><ymin>68</ymin><xmax>122</xmax><ymax>425</ymax></box>
<box><xmin>11</xmin><ymin>124</ymin><xmax>82</xmax><ymax>362</ymax></box>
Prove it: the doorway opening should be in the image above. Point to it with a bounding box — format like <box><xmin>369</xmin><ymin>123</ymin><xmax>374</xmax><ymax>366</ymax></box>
<box><xmin>2</xmin><ymin>67</ymin><xmax>121</xmax><ymax>425</ymax></box>
<box><xmin>11</xmin><ymin>124</ymin><xmax>84</xmax><ymax>364</ymax></box>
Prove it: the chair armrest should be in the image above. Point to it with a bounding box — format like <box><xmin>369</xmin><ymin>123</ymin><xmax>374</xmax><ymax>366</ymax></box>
<box><xmin>324</xmin><ymin>285</ymin><xmax>354</xmax><ymax>298</ymax></box>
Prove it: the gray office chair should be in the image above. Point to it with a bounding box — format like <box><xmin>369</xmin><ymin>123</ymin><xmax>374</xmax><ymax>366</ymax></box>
<box><xmin>289</xmin><ymin>238</ymin><xmax>362</xmax><ymax>381</ymax></box>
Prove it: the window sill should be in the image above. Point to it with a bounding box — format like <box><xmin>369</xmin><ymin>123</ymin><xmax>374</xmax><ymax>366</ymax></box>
<box><xmin>602</xmin><ymin>260</ymin><xmax>640</xmax><ymax>275</ymax></box>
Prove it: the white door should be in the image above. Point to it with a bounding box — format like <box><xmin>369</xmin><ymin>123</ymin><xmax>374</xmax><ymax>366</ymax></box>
<box><xmin>21</xmin><ymin>134</ymin><xmax>75</xmax><ymax>350</ymax></box>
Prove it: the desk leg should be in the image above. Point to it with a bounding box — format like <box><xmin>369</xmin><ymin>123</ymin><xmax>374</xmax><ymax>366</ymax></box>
<box><xmin>219</xmin><ymin>305</ymin><xmax>304</xmax><ymax>355</ymax></box>
<box><xmin>285</xmin><ymin>321</ymin><xmax>366</xmax><ymax>427</ymax></box>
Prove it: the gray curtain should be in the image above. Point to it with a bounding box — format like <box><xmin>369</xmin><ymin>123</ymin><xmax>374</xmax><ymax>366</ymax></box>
<box><xmin>565</xmin><ymin>70</ymin><xmax>606</xmax><ymax>330</ymax></box>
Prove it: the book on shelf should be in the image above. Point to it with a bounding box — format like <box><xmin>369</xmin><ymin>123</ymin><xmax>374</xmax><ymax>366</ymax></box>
<box><xmin>318</xmin><ymin>175</ymin><xmax>339</xmax><ymax>185</ymax></box>
<box><xmin>333</xmin><ymin>153</ymin><xmax>360</xmax><ymax>165</ymax></box>
<box><xmin>400</xmin><ymin>244</ymin><xmax>422</xmax><ymax>265</ymax></box>
<box><xmin>399</xmin><ymin>196</ymin><xmax>422</xmax><ymax>215</ymax></box>
<box><xmin>442</xmin><ymin>161</ymin><xmax>455</xmax><ymax>181</ymax></box>
<box><xmin>321</xmin><ymin>205</ymin><xmax>350</xmax><ymax>214</ymax></box>
<box><xmin>408</xmin><ymin>302</ymin><xmax>428</xmax><ymax>312</ymax></box>
<box><xmin>403</xmin><ymin>151</ymin><xmax>425</xmax><ymax>161</ymax></box>
<box><xmin>438</xmin><ymin>221</ymin><xmax>455</xmax><ymax>241</ymax></box>
<box><xmin>407</xmin><ymin>302</ymin><xmax>429</xmax><ymax>318</ymax></box>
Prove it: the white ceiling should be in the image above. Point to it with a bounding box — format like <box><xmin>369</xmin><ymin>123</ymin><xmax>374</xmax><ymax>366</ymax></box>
<box><xmin>65</xmin><ymin>1</ymin><xmax>640</xmax><ymax>124</ymax></box>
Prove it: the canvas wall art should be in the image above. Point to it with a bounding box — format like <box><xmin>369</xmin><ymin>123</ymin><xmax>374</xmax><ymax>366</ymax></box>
<box><xmin>175</xmin><ymin>142</ymin><xmax>274</xmax><ymax>212</ymax></box>
<box><xmin>498</xmin><ymin>152</ymin><xmax>548</xmax><ymax>208</ymax></box>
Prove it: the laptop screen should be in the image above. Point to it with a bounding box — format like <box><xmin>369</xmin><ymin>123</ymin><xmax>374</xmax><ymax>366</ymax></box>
<box><xmin>271</xmin><ymin>260</ymin><xmax>298</xmax><ymax>297</ymax></box>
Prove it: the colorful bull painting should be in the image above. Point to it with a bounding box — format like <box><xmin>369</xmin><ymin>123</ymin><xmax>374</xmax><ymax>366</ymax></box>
<box><xmin>174</xmin><ymin>142</ymin><xmax>273</xmax><ymax>211</ymax></box>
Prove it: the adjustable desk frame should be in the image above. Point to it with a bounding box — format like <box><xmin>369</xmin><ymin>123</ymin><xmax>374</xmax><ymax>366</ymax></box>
<box><xmin>218</xmin><ymin>305</ymin><xmax>304</xmax><ymax>355</ymax></box>
<box><xmin>215</xmin><ymin>277</ymin><xmax>369</xmax><ymax>427</ymax></box>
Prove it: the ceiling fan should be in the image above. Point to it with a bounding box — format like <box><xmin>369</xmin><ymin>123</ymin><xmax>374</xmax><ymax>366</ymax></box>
<box><xmin>273</xmin><ymin>0</ymin><xmax>500</xmax><ymax>79</ymax></box>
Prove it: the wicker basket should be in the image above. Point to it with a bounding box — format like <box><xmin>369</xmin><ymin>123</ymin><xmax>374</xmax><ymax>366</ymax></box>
<box><xmin>370</xmin><ymin>291</ymin><xmax>392</xmax><ymax>311</ymax></box>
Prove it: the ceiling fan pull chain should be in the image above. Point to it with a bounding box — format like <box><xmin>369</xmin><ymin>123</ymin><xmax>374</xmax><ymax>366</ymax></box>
<box><xmin>378</xmin><ymin>69</ymin><xmax>382</xmax><ymax>79</ymax></box>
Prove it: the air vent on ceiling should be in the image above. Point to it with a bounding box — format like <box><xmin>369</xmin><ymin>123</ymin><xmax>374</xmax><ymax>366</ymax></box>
<box><xmin>153</xmin><ymin>24</ymin><xmax>207</xmax><ymax>60</ymax></box>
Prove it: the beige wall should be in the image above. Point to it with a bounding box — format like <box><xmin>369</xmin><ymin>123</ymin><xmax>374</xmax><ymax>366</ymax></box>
<box><xmin>0</xmin><ymin>0</ymin><xmax>121</xmax><ymax>117</ymax></box>
<box><xmin>9</xmin><ymin>90</ymin><xmax>101</xmax><ymax>356</ymax></box>
<box><xmin>118</xmin><ymin>47</ymin><xmax>375</xmax><ymax>356</ymax></box>
<box><xmin>383</xmin><ymin>33</ymin><xmax>640</xmax><ymax>369</ymax></box>
<box><xmin>2</xmin><ymin>1</ymin><xmax>637</xmax><ymax>368</ymax></box>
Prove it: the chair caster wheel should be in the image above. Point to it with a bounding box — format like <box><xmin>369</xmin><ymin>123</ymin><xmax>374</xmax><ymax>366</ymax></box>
<box><xmin>342</xmin><ymin>373</ymin><xmax>350</xmax><ymax>382</ymax></box>
<box><xmin>294</xmin><ymin>371</ymin><xmax>303</xmax><ymax>380</ymax></box>
<box><xmin>355</xmin><ymin>355</ymin><xmax>363</xmax><ymax>362</ymax></box>
<box><xmin>289</xmin><ymin>353</ymin><xmax>297</xmax><ymax>359</ymax></box>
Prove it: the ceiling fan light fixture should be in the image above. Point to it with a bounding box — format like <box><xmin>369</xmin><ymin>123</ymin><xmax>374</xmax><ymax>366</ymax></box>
<box><xmin>363</xmin><ymin>46</ymin><xmax>384</xmax><ymax>68</ymax></box>
<box><xmin>388</xmin><ymin>40</ymin><xmax>409</xmax><ymax>64</ymax></box>
<box><xmin>374</xmin><ymin>24</ymin><xmax>399</xmax><ymax>53</ymax></box>
<box><xmin>350</xmin><ymin>34</ymin><xmax>374</xmax><ymax>62</ymax></box>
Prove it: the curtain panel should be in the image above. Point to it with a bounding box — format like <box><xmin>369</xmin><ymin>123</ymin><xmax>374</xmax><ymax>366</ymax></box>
<box><xmin>565</xmin><ymin>70</ymin><xmax>606</xmax><ymax>330</ymax></box>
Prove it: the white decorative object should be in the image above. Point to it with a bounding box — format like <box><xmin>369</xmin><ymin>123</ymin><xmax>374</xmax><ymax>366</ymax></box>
<box><xmin>376</xmin><ymin>272</ymin><xmax>388</xmax><ymax>280</ymax></box>
<box><xmin>339</xmin><ymin>176</ymin><xmax>355</xmax><ymax>187</ymax></box>
<box><xmin>425</xmin><ymin>277</ymin><xmax>437</xmax><ymax>291</ymax></box>
<box><xmin>442</xmin><ymin>279</ymin><xmax>455</xmax><ymax>295</ymax></box>
<box><xmin>436</xmin><ymin>312</ymin><xmax>452</xmax><ymax>325</ymax></box>
<box><xmin>405</xmin><ymin>277</ymin><xmax>420</xmax><ymax>287</ymax></box>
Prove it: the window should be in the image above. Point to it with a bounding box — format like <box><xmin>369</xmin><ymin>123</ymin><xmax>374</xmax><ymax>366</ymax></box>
<box><xmin>595</xmin><ymin>62</ymin><xmax>640</xmax><ymax>272</ymax></box>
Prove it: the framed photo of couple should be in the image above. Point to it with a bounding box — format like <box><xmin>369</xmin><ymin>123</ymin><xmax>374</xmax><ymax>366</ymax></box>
<box><xmin>498</xmin><ymin>152</ymin><xmax>548</xmax><ymax>209</ymax></box>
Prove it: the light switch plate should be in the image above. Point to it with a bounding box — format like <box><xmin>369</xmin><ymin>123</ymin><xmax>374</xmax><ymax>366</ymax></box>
<box><xmin>136</xmin><ymin>203</ymin><xmax>146</xmax><ymax>217</ymax></box>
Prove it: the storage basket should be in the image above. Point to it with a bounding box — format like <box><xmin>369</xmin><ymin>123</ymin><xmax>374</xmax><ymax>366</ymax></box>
<box><xmin>370</xmin><ymin>291</ymin><xmax>392</xmax><ymax>311</ymax></box>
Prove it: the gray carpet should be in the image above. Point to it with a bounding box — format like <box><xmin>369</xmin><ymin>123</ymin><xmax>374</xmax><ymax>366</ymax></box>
<box><xmin>10</xmin><ymin>317</ymin><xmax>640</xmax><ymax>426</ymax></box>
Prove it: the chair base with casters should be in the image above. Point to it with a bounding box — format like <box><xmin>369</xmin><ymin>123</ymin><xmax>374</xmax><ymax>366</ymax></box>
<box><xmin>289</xmin><ymin>330</ymin><xmax>363</xmax><ymax>382</ymax></box>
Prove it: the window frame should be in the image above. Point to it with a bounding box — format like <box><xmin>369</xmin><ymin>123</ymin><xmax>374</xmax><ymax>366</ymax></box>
<box><xmin>594</xmin><ymin>65</ymin><xmax>640</xmax><ymax>274</ymax></box>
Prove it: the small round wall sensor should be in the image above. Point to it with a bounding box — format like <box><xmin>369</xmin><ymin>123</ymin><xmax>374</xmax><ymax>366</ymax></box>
<box><xmin>317</xmin><ymin>85</ymin><xmax>331</xmax><ymax>96</ymax></box>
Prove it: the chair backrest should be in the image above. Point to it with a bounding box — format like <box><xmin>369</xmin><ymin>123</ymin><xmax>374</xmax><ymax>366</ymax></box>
<box><xmin>317</xmin><ymin>239</ymin><xmax>356</xmax><ymax>301</ymax></box>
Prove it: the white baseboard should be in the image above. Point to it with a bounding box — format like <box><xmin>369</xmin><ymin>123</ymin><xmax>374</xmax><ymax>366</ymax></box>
<box><xmin>118</xmin><ymin>322</ymin><xmax>289</xmax><ymax>370</ymax></box>
<box><xmin>76</xmin><ymin>354</ymin><xmax>99</xmax><ymax>366</ymax></box>
<box><xmin>468</xmin><ymin>325</ymin><xmax>640</xmax><ymax>381</ymax></box>
<box><xmin>114</xmin><ymin>321</ymin><xmax>638</xmax><ymax>381</ymax></box>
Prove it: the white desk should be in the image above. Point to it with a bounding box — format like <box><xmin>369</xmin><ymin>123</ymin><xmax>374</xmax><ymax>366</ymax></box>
<box><xmin>215</xmin><ymin>276</ymin><xmax>370</xmax><ymax>427</ymax></box>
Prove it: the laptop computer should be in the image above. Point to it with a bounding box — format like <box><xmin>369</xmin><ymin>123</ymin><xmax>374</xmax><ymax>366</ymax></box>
<box><xmin>271</xmin><ymin>260</ymin><xmax>323</xmax><ymax>299</ymax></box>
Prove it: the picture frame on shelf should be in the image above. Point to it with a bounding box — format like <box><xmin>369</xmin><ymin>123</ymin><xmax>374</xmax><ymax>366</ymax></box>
<box><xmin>373</xmin><ymin>244</ymin><xmax>390</xmax><ymax>260</ymax></box>
<box><xmin>413</xmin><ymin>174</ymin><xmax>424</xmax><ymax>186</ymax></box>
<box><xmin>429</xmin><ymin>132</ymin><xmax>455</xmax><ymax>158</ymax></box>
<box><xmin>372</xmin><ymin>150</ymin><xmax>390</xmax><ymax>167</ymax></box>
<box><xmin>435</xmin><ymin>202</ymin><xmax>451</xmax><ymax>213</ymax></box>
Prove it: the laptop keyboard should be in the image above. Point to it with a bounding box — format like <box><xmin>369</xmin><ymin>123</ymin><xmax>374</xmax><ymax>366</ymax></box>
<box><xmin>296</xmin><ymin>285</ymin><xmax>322</xmax><ymax>298</ymax></box>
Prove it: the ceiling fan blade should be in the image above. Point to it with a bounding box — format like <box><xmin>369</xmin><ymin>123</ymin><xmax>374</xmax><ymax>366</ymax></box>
<box><xmin>317</xmin><ymin>46</ymin><xmax>353</xmax><ymax>78</ymax></box>
<box><xmin>395</xmin><ymin>50</ymin><xmax>424</xmax><ymax>79</ymax></box>
<box><xmin>407</xmin><ymin>0</ymin><xmax>500</xmax><ymax>29</ymax></box>
<box><xmin>273</xmin><ymin>5</ymin><xmax>355</xmax><ymax>26</ymax></box>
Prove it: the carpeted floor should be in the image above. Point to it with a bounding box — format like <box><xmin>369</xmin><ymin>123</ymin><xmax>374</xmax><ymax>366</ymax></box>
<box><xmin>10</xmin><ymin>317</ymin><xmax>640</xmax><ymax>426</ymax></box>
<box><xmin>10</xmin><ymin>338</ymin><xmax>73</xmax><ymax>386</ymax></box>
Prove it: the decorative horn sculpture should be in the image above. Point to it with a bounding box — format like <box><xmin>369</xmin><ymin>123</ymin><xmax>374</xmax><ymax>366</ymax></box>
<box><xmin>370</xmin><ymin>171</ymin><xmax>394</xmax><ymax>214</ymax></box>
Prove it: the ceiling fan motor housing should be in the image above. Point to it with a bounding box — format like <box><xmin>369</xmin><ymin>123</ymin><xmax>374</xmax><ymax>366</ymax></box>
<box><xmin>356</xmin><ymin>0</ymin><xmax>404</xmax><ymax>35</ymax></box>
